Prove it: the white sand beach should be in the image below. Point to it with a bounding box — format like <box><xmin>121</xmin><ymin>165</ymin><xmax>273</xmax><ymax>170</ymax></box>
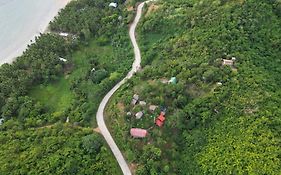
<box><xmin>0</xmin><ymin>0</ymin><xmax>71</xmax><ymax>65</ymax></box>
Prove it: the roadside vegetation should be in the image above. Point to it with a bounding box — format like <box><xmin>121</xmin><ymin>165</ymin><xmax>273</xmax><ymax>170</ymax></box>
<box><xmin>106</xmin><ymin>0</ymin><xmax>281</xmax><ymax>174</ymax></box>
<box><xmin>0</xmin><ymin>0</ymin><xmax>134</xmax><ymax>173</ymax></box>
<box><xmin>1</xmin><ymin>0</ymin><xmax>281</xmax><ymax>174</ymax></box>
<box><xmin>0</xmin><ymin>123</ymin><xmax>120</xmax><ymax>175</ymax></box>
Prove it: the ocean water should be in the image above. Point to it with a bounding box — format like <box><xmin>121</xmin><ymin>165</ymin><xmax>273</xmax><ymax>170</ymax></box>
<box><xmin>0</xmin><ymin>0</ymin><xmax>69</xmax><ymax>65</ymax></box>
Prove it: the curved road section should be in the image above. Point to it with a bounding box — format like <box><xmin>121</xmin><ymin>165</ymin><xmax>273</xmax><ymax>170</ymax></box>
<box><xmin>96</xmin><ymin>1</ymin><xmax>151</xmax><ymax>175</ymax></box>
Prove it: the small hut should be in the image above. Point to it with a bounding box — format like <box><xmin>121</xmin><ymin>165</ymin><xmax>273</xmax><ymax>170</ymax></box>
<box><xmin>131</xmin><ymin>94</ymin><xmax>139</xmax><ymax>105</ymax></box>
<box><xmin>135</xmin><ymin>111</ymin><xmax>144</xmax><ymax>119</ymax></box>
<box><xmin>155</xmin><ymin>112</ymin><xmax>166</xmax><ymax>127</ymax></box>
<box><xmin>133</xmin><ymin>94</ymin><xmax>139</xmax><ymax>101</ymax></box>
<box><xmin>139</xmin><ymin>101</ymin><xmax>146</xmax><ymax>106</ymax></box>
<box><xmin>222</xmin><ymin>59</ymin><xmax>234</xmax><ymax>66</ymax></box>
<box><xmin>130</xmin><ymin>128</ymin><xmax>147</xmax><ymax>138</ymax></box>
<box><xmin>149</xmin><ymin>105</ymin><xmax>158</xmax><ymax>112</ymax></box>
<box><xmin>131</xmin><ymin>99</ymin><xmax>138</xmax><ymax>105</ymax></box>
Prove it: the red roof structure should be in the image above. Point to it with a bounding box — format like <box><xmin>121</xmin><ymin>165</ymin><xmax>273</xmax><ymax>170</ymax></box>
<box><xmin>130</xmin><ymin>128</ymin><xmax>148</xmax><ymax>138</ymax></box>
<box><xmin>155</xmin><ymin>112</ymin><xmax>166</xmax><ymax>127</ymax></box>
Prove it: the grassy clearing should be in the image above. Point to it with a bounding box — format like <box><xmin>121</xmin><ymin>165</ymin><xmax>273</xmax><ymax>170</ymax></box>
<box><xmin>30</xmin><ymin>77</ymin><xmax>73</xmax><ymax>112</ymax></box>
<box><xmin>30</xmin><ymin>40</ymin><xmax>114</xmax><ymax>112</ymax></box>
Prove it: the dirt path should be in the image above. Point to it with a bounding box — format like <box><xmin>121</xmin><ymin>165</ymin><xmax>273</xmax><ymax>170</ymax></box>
<box><xmin>96</xmin><ymin>1</ymin><xmax>152</xmax><ymax>174</ymax></box>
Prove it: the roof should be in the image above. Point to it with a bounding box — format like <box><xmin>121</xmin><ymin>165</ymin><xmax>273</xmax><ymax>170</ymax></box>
<box><xmin>222</xmin><ymin>59</ymin><xmax>234</xmax><ymax>66</ymax></box>
<box><xmin>155</xmin><ymin>119</ymin><xmax>164</xmax><ymax>127</ymax></box>
<box><xmin>59</xmin><ymin>57</ymin><xmax>67</xmax><ymax>62</ymax></box>
<box><xmin>59</xmin><ymin>32</ymin><xmax>69</xmax><ymax>37</ymax></box>
<box><xmin>169</xmin><ymin>77</ymin><xmax>177</xmax><ymax>84</ymax></box>
<box><xmin>155</xmin><ymin>113</ymin><xmax>165</xmax><ymax>127</ymax></box>
<box><xmin>133</xmin><ymin>94</ymin><xmax>139</xmax><ymax>101</ymax></box>
<box><xmin>158</xmin><ymin>114</ymin><xmax>165</xmax><ymax>122</ymax></box>
<box><xmin>135</xmin><ymin>111</ymin><xmax>144</xmax><ymax>119</ymax></box>
<box><xmin>139</xmin><ymin>101</ymin><xmax>146</xmax><ymax>106</ymax></box>
<box><xmin>130</xmin><ymin>128</ymin><xmax>147</xmax><ymax>138</ymax></box>
<box><xmin>131</xmin><ymin>99</ymin><xmax>138</xmax><ymax>105</ymax></box>
<box><xmin>149</xmin><ymin>105</ymin><xmax>157</xmax><ymax>111</ymax></box>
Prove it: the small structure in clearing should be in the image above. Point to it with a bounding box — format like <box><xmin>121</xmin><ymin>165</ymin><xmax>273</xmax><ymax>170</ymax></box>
<box><xmin>109</xmin><ymin>2</ymin><xmax>118</xmax><ymax>8</ymax></box>
<box><xmin>169</xmin><ymin>77</ymin><xmax>177</xmax><ymax>84</ymax></box>
<box><xmin>222</xmin><ymin>57</ymin><xmax>236</xmax><ymax>66</ymax></box>
<box><xmin>149</xmin><ymin>105</ymin><xmax>158</xmax><ymax>112</ymax></box>
<box><xmin>131</xmin><ymin>94</ymin><xmax>139</xmax><ymax>105</ymax></box>
<box><xmin>139</xmin><ymin>101</ymin><xmax>146</xmax><ymax>106</ymax></box>
<box><xmin>217</xmin><ymin>82</ymin><xmax>222</xmax><ymax>86</ymax></box>
<box><xmin>59</xmin><ymin>57</ymin><xmax>67</xmax><ymax>62</ymax></box>
<box><xmin>155</xmin><ymin>112</ymin><xmax>166</xmax><ymax>127</ymax></box>
<box><xmin>131</xmin><ymin>99</ymin><xmax>138</xmax><ymax>105</ymax></box>
<box><xmin>135</xmin><ymin>111</ymin><xmax>144</xmax><ymax>119</ymax></box>
<box><xmin>160</xmin><ymin>78</ymin><xmax>169</xmax><ymax>84</ymax></box>
<box><xmin>0</xmin><ymin>118</ymin><xmax>4</xmax><ymax>125</ymax></box>
<box><xmin>59</xmin><ymin>32</ymin><xmax>69</xmax><ymax>37</ymax></box>
<box><xmin>130</xmin><ymin>128</ymin><xmax>147</xmax><ymax>138</ymax></box>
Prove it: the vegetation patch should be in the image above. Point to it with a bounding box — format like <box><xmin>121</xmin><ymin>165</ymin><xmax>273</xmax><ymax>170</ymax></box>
<box><xmin>106</xmin><ymin>0</ymin><xmax>281</xmax><ymax>174</ymax></box>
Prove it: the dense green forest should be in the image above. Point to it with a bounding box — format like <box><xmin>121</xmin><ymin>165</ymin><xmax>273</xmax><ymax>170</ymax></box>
<box><xmin>1</xmin><ymin>0</ymin><xmax>281</xmax><ymax>174</ymax></box>
<box><xmin>0</xmin><ymin>0</ymin><xmax>134</xmax><ymax>173</ymax></box>
<box><xmin>0</xmin><ymin>124</ymin><xmax>120</xmax><ymax>174</ymax></box>
<box><xmin>106</xmin><ymin>0</ymin><xmax>281</xmax><ymax>174</ymax></box>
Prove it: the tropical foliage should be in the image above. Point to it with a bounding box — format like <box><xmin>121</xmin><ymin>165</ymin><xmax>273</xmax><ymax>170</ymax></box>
<box><xmin>106</xmin><ymin>0</ymin><xmax>281</xmax><ymax>174</ymax></box>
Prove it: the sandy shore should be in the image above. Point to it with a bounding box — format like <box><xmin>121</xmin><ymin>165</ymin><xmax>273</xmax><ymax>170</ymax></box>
<box><xmin>0</xmin><ymin>0</ymin><xmax>72</xmax><ymax>65</ymax></box>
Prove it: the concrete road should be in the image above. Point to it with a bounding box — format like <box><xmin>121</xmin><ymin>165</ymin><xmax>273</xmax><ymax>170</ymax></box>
<box><xmin>96</xmin><ymin>1</ymin><xmax>150</xmax><ymax>175</ymax></box>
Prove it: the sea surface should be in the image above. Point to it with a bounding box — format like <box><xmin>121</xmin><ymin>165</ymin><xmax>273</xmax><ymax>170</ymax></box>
<box><xmin>0</xmin><ymin>0</ymin><xmax>70</xmax><ymax>65</ymax></box>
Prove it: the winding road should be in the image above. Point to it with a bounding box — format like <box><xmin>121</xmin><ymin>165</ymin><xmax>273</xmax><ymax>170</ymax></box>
<box><xmin>96</xmin><ymin>1</ymin><xmax>150</xmax><ymax>175</ymax></box>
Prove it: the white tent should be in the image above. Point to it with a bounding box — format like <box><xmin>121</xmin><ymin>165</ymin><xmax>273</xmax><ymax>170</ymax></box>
<box><xmin>109</xmin><ymin>2</ymin><xmax>118</xmax><ymax>8</ymax></box>
<box><xmin>0</xmin><ymin>118</ymin><xmax>4</xmax><ymax>125</ymax></box>
<box><xmin>59</xmin><ymin>32</ymin><xmax>69</xmax><ymax>37</ymax></box>
<box><xmin>59</xmin><ymin>57</ymin><xmax>67</xmax><ymax>62</ymax></box>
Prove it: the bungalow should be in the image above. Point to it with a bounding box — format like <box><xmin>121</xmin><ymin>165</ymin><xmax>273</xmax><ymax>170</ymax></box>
<box><xmin>131</xmin><ymin>99</ymin><xmax>138</xmax><ymax>105</ymax></box>
<box><xmin>139</xmin><ymin>101</ymin><xmax>147</xmax><ymax>106</ymax></box>
<box><xmin>222</xmin><ymin>57</ymin><xmax>236</xmax><ymax>66</ymax></box>
<box><xmin>130</xmin><ymin>128</ymin><xmax>147</xmax><ymax>138</ymax></box>
<box><xmin>135</xmin><ymin>111</ymin><xmax>144</xmax><ymax>119</ymax></box>
<box><xmin>131</xmin><ymin>94</ymin><xmax>139</xmax><ymax>105</ymax></box>
<box><xmin>133</xmin><ymin>94</ymin><xmax>139</xmax><ymax>101</ymax></box>
<box><xmin>222</xmin><ymin>59</ymin><xmax>234</xmax><ymax>66</ymax></box>
<box><xmin>149</xmin><ymin>105</ymin><xmax>158</xmax><ymax>112</ymax></box>
<box><xmin>155</xmin><ymin>112</ymin><xmax>166</xmax><ymax>127</ymax></box>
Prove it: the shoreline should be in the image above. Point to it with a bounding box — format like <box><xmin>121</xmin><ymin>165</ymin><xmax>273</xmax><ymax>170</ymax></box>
<box><xmin>0</xmin><ymin>0</ymin><xmax>72</xmax><ymax>65</ymax></box>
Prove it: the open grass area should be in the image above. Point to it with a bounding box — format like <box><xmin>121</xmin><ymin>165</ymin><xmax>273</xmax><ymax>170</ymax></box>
<box><xmin>29</xmin><ymin>38</ymin><xmax>131</xmax><ymax>127</ymax></box>
<box><xmin>30</xmin><ymin>77</ymin><xmax>73</xmax><ymax>112</ymax></box>
<box><xmin>30</xmin><ymin>40</ymin><xmax>114</xmax><ymax>111</ymax></box>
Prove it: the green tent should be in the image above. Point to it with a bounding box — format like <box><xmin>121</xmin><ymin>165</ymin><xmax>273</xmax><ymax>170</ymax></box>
<box><xmin>169</xmin><ymin>77</ymin><xmax>177</xmax><ymax>84</ymax></box>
